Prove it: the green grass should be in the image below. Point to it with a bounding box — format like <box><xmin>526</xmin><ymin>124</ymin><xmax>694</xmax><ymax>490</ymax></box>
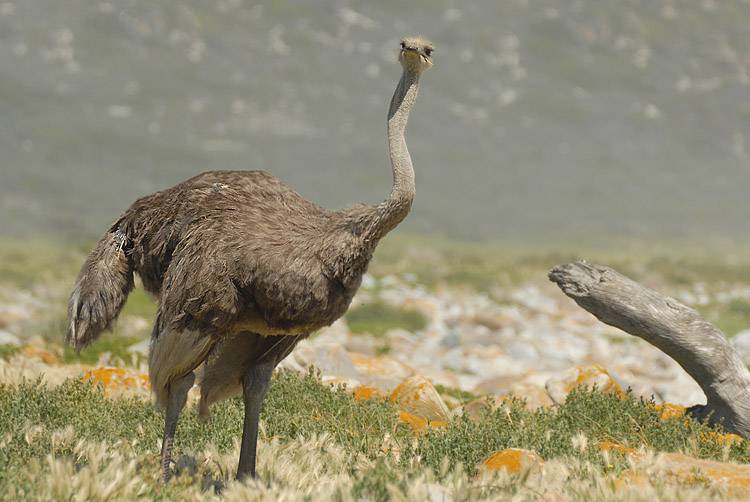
<box><xmin>370</xmin><ymin>234</ymin><xmax>750</xmax><ymax>292</ymax></box>
<box><xmin>345</xmin><ymin>301</ymin><xmax>427</xmax><ymax>337</ymax></box>
<box><xmin>0</xmin><ymin>239</ymin><xmax>86</xmax><ymax>289</ymax></box>
<box><xmin>0</xmin><ymin>371</ymin><xmax>747</xmax><ymax>500</ymax></box>
<box><xmin>0</xmin><ymin>345</ymin><xmax>20</xmax><ymax>360</ymax></box>
<box><xmin>119</xmin><ymin>288</ymin><xmax>157</xmax><ymax>319</ymax></box>
<box><xmin>435</xmin><ymin>384</ymin><xmax>478</xmax><ymax>405</ymax></box>
<box><xmin>412</xmin><ymin>390</ymin><xmax>750</xmax><ymax>476</ymax></box>
<box><xmin>62</xmin><ymin>335</ymin><xmax>143</xmax><ymax>365</ymax></box>
<box><xmin>699</xmin><ymin>299</ymin><xmax>750</xmax><ymax>337</ymax></box>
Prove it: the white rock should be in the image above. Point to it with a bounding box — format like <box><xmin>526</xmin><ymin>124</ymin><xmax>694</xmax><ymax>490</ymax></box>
<box><xmin>732</xmin><ymin>329</ymin><xmax>750</xmax><ymax>364</ymax></box>
<box><xmin>292</xmin><ymin>342</ymin><xmax>359</xmax><ymax>381</ymax></box>
<box><xmin>425</xmin><ymin>482</ymin><xmax>453</xmax><ymax>502</ymax></box>
<box><xmin>507</xmin><ymin>341</ymin><xmax>538</xmax><ymax>361</ymax></box>
<box><xmin>0</xmin><ymin>330</ymin><xmax>21</xmax><ymax>346</ymax></box>
<box><xmin>126</xmin><ymin>338</ymin><xmax>150</xmax><ymax>355</ymax></box>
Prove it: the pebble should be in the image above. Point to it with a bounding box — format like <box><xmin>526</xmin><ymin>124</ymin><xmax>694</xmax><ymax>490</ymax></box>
<box><xmin>1</xmin><ymin>268</ymin><xmax>724</xmax><ymax>409</ymax></box>
<box><xmin>127</xmin><ymin>338</ymin><xmax>150</xmax><ymax>355</ymax></box>
<box><xmin>0</xmin><ymin>330</ymin><xmax>21</xmax><ymax>346</ymax></box>
<box><xmin>732</xmin><ymin>329</ymin><xmax>750</xmax><ymax>364</ymax></box>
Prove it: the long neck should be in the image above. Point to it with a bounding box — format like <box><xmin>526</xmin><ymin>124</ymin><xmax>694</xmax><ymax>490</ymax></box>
<box><xmin>363</xmin><ymin>69</ymin><xmax>421</xmax><ymax>243</ymax></box>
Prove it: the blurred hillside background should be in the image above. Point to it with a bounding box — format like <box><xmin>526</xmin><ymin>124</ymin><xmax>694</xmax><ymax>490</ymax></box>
<box><xmin>2</xmin><ymin>0</ymin><xmax>749</xmax><ymax>242</ymax></box>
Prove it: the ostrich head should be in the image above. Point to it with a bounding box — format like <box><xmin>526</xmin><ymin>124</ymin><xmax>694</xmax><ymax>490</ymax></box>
<box><xmin>399</xmin><ymin>36</ymin><xmax>434</xmax><ymax>73</ymax></box>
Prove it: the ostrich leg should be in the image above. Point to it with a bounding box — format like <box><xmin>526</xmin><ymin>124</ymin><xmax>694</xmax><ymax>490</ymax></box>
<box><xmin>161</xmin><ymin>371</ymin><xmax>196</xmax><ymax>481</ymax></box>
<box><xmin>236</xmin><ymin>359</ymin><xmax>275</xmax><ymax>480</ymax></box>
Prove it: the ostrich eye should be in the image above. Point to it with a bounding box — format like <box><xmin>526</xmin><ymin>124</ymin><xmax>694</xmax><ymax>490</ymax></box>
<box><xmin>400</xmin><ymin>42</ymin><xmax>405</xmax><ymax>49</ymax></box>
<box><xmin>424</xmin><ymin>47</ymin><xmax>433</xmax><ymax>57</ymax></box>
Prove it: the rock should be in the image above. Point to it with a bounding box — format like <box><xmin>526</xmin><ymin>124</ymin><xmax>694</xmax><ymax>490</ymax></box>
<box><xmin>597</xmin><ymin>440</ymin><xmax>636</xmax><ymax>455</ymax></box>
<box><xmin>732</xmin><ymin>329</ymin><xmax>750</xmax><ymax>364</ymax></box>
<box><xmin>439</xmin><ymin>329</ymin><xmax>461</xmax><ymax>349</ymax></box>
<box><xmin>21</xmin><ymin>345</ymin><xmax>58</xmax><ymax>365</ymax></box>
<box><xmin>511</xmin><ymin>286</ymin><xmax>557</xmax><ymax>314</ymax></box>
<box><xmin>507</xmin><ymin>383</ymin><xmax>554</xmax><ymax>410</ymax></box>
<box><xmin>276</xmin><ymin>354</ymin><xmax>306</xmax><ymax>373</ymax></box>
<box><xmin>390</xmin><ymin>375</ymin><xmax>450</xmax><ymax>422</ymax></box>
<box><xmin>118</xmin><ymin>316</ymin><xmax>150</xmax><ymax>337</ymax></box>
<box><xmin>0</xmin><ymin>330</ymin><xmax>21</xmax><ymax>346</ymax></box>
<box><xmin>398</xmin><ymin>411</ymin><xmax>448</xmax><ymax>433</ymax></box>
<box><xmin>545</xmin><ymin>364</ymin><xmax>625</xmax><ymax>405</ymax></box>
<box><xmin>645</xmin><ymin>452</ymin><xmax>750</xmax><ymax>497</ymax></box>
<box><xmin>292</xmin><ymin>342</ymin><xmax>360</xmax><ymax>381</ymax></box>
<box><xmin>424</xmin><ymin>483</ymin><xmax>453</xmax><ymax>502</ymax></box>
<box><xmin>506</xmin><ymin>341</ymin><xmax>538</xmax><ymax>361</ymax></box>
<box><xmin>462</xmin><ymin>395</ymin><xmax>506</xmax><ymax>421</ymax></box>
<box><xmin>654</xmin><ymin>403</ymin><xmax>686</xmax><ymax>420</ymax></box>
<box><xmin>699</xmin><ymin>431</ymin><xmax>745</xmax><ymax>447</ymax></box>
<box><xmin>480</xmin><ymin>448</ymin><xmax>544</xmax><ymax>475</ymax></box>
<box><xmin>352</xmin><ymin>385</ymin><xmax>384</xmax><ymax>401</ymax></box>
<box><xmin>607</xmin><ymin>440</ymin><xmax>750</xmax><ymax>497</ymax></box>
<box><xmin>463</xmin><ymin>384</ymin><xmax>552</xmax><ymax>420</ymax></box>
<box><xmin>350</xmin><ymin>352</ymin><xmax>413</xmax><ymax>390</ymax></box>
<box><xmin>534</xmin><ymin>331</ymin><xmax>589</xmax><ymax>365</ymax></box>
<box><xmin>314</xmin><ymin>318</ymin><xmax>351</xmax><ymax>345</ymax></box>
<box><xmin>384</xmin><ymin>328</ymin><xmax>417</xmax><ymax>347</ymax></box>
<box><xmin>0</xmin><ymin>305</ymin><xmax>31</xmax><ymax>328</ymax></box>
<box><xmin>126</xmin><ymin>338</ymin><xmax>150</xmax><ymax>355</ymax></box>
<box><xmin>321</xmin><ymin>375</ymin><xmax>361</xmax><ymax>389</ymax></box>
<box><xmin>612</xmin><ymin>470</ymin><xmax>651</xmax><ymax>492</ymax></box>
<box><xmin>82</xmin><ymin>367</ymin><xmax>150</xmax><ymax>393</ymax></box>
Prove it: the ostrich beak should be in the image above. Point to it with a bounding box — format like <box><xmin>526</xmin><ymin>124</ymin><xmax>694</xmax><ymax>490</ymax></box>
<box><xmin>400</xmin><ymin>47</ymin><xmax>433</xmax><ymax>69</ymax></box>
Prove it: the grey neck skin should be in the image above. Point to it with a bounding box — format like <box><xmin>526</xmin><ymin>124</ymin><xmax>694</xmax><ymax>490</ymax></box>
<box><xmin>363</xmin><ymin>69</ymin><xmax>421</xmax><ymax>243</ymax></box>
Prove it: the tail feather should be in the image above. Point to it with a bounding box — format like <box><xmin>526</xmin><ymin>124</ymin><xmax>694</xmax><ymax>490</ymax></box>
<box><xmin>66</xmin><ymin>228</ymin><xmax>134</xmax><ymax>351</ymax></box>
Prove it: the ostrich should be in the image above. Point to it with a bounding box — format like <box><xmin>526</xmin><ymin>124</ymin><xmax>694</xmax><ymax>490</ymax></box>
<box><xmin>66</xmin><ymin>36</ymin><xmax>434</xmax><ymax>481</ymax></box>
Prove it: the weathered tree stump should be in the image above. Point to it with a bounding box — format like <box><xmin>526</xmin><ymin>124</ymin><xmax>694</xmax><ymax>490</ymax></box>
<box><xmin>549</xmin><ymin>261</ymin><xmax>750</xmax><ymax>438</ymax></box>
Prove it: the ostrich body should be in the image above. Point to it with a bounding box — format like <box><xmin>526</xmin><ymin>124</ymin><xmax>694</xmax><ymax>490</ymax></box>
<box><xmin>66</xmin><ymin>37</ymin><xmax>433</xmax><ymax>481</ymax></box>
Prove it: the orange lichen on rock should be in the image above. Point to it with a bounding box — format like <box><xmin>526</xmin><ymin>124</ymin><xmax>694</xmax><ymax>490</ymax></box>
<box><xmin>482</xmin><ymin>448</ymin><xmax>544</xmax><ymax>475</ymax></box>
<box><xmin>429</xmin><ymin>420</ymin><xmax>448</xmax><ymax>429</ymax></box>
<box><xmin>700</xmin><ymin>431</ymin><xmax>745</xmax><ymax>447</ymax></box>
<box><xmin>659</xmin><ymin>452</ymin><xmax>750</xmax><ymax>496</ymax></box>
<box><xmin>545</xmin><ymin>364</ymin><xmax>624</xmax><ymax>405</ymax></box>
<box><xmin>390</xmin><ymin>375</ymin><xmax>450</xmax><ymax>422</ymax></box>
<box><xmin>398</xmin><ymin>411</ymin><xmax>448</xmax><ymax>433</ymax></box>
<box><xmin>353</xmin><ymin>385</ymin><xmax>383</xmax><ymax>401</ymax></box>
<box><xmin>398</xmin><ymin>410</ymin><xmax>428</xmax><ymax>432</ymax></box>
<box><xmin>572</xmin><ymin>364</ymin><xmax>624</xmax><ymax>396</ymax></box>
<box><xmin>654</xmin><ymin>403</ymin><xmax>686</xmax><ymax>420</ymax></box>
<box><xmin>613</xmin><ymin>470</ymin><xmax>651</xmax><ymax>492</ymax></box>
<box><xmin>615</xmin><ymin>452</ymin><xmax>750</xmax><ymax>496</ymax></box>
<box><xmin>598</xmin><ymin>440</ymin><xmax>636</xmax><ymax>455</ymax></box>
<box><xmin>21</xmin><ymin>345</ymin><xmax>59</xmax><ymax>365</ymax></box>
<box><xmin>349</xmin><ymin>353</ymin><xmax>412</xmax><ymax>383</ymax></box>
<box><xmin>82</xmin><ymin>367</ymin><xmax>149</xmax><ymax>392</ymax></box>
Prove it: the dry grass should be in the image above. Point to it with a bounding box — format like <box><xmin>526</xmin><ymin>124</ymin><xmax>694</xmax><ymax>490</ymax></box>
<box><xmin>1</xmin><ymin>370</ymin><xmax>749</xmax><ymax>501</ymax></box>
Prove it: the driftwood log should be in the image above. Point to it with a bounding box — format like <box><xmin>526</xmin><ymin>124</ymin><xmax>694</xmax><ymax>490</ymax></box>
<box><xmin>549</xmin><ymin>261</ymin><xmax>750</xmax><ymax>438</ymax></box>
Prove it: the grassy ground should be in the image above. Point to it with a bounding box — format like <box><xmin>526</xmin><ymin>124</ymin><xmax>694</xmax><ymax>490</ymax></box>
<box><xmin>3</xmin><ymin>236</ymin><xmax>750</xmax><ymax>499</ymax></box>
<box><xmin>346</xmin><ymin>300</ymin><xmax>428</xmax><ymax>338</ymax></box>
<box><xmin>0</xmin><ymin>370</ymin><xmax>747</xmax><ymax>501</ymax></box>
